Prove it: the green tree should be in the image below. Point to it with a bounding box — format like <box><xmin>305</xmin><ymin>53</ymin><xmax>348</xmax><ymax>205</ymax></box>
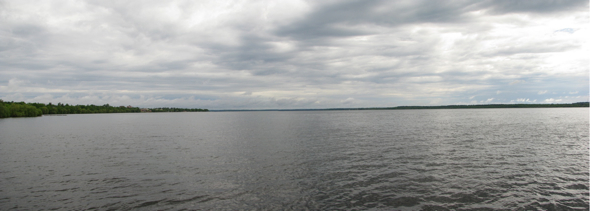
<box><xmin>0</xmin><ymin>102</ymin><xmax>10</xmax><ymax>118</ymax></box>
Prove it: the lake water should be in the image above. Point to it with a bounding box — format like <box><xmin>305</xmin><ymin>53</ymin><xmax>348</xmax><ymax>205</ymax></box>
<box><xmin>0</xmin><ymin>108</ymin><xmax>588</xmax><ymax>210</ymax></box>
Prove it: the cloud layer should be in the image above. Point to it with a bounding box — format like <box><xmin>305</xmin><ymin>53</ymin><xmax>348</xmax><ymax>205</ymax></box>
<box><xmin>1</xmin><ymin>0</ymin><xmax>588</xmax><ymax>109</ymax></box>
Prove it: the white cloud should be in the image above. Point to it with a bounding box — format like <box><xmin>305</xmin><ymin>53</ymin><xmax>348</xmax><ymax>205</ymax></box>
<box><xmin>544</xmin><ymin>98</ymin><xmax>563</xmax><ymax>103</ymax></box>
<box><xmin>341</xmin><ymin>97</ymin><xmax>356</xmax><ymax>105</ymax></box>
<box><xmin>1</xmin><ymin>0</ymin><xmax>588</xmax><ymax>109</ymax></box>
<box><xmin>514</xmin><ymin>98</ymin><xmax>537</xmax><ymax>103</ymax></box>
<box><xmin>429</xmin><ymin>98</ymin><xmax>444</xmax><ymax>105</ymax></box>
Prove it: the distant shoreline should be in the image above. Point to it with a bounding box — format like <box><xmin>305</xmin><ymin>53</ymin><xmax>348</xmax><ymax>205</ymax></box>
<box><xmin>0</xmin><ymin>99</ymin><xmax>208</xmax><ymax>118</ymax></box>
<box><xmin>211</xmin><ymin>102</ymin><xmax>589</xmax><ymax>112</ymax></box>
<box><xmin>1</xmin><ymin>100</ymin><xmax>587</xmax><ymax>117</ymax></box>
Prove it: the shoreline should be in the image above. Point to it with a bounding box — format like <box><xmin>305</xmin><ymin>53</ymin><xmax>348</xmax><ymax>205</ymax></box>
<box><xmin>210</xmin><ymin>102</ymin><xmax>589</xmax><ymax>112</ymax></box>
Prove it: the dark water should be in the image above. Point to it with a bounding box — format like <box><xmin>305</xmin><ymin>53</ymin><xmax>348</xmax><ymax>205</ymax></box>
<box><xmin>0</xmin><ymin>108</ymin><xmax>588</xmax><ymax>210</ymax></box>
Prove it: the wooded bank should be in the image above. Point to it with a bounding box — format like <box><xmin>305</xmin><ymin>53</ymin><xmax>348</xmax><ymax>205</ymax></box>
<box><xmin>0</xmin><ymin>99</ymin><xmax>208</xmax><ymax>118</ymax></box>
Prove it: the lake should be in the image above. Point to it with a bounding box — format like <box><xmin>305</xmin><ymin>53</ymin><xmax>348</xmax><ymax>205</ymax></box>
<box><xmin>0</xmin><ymin>108</ymin><xmax>588</xmax><ymax>210</ymax></box>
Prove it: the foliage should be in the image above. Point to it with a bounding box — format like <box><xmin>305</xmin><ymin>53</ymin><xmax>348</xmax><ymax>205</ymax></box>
<box><xmin>381</xmin><ymin>102</ymin><xmax>590</xmax><ymax>110</ymax></box>
<box><xmin>332</xmin><ymin>102</ymin><xmax>589</xmax><ymax>110</ymax></box>
<box><xmin>149</xmin><ymin>107</ymin><xmax>208</xmax><ymax>112</ymax></box>
<box><xmin>0</xmin><ymin>99</ymin><xmax>208</xmax><ymax>118</ymax></box>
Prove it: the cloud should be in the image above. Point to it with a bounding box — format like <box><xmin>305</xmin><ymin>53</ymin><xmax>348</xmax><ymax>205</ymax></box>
<box><xmin>538</xmin><ymin>90</ymin><xmax>548</xmax><ymax>95</ymax></box>
<box><xmin>544</xmin><ymin>98</ymin><xmax>563</xmax><ymax>103</ymax></box>
<box><xmin>0</xmin><ymin>0</ymin><xmax>588</xmax><ymax>109</ymax></box>
<box><xmin>341</xmin><ymin>97</ymin><xmax>356</xmax><ymax>105</ymax></box>
<box><xmin>480</xmin><ymin>0</ymin><xmax>587</xmax><ymax>14</ymax></box>
<box><xmin>555</xmin><ymin>28</ymin><xmax>575</xmax><ymax>34</ymax></box>
<box><xmin>513</xmin><ymin>98</ymin><xmax>537</xmax><ymax>103</ymax></box>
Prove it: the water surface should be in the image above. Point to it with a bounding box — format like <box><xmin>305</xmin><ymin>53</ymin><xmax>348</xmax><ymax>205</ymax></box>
<box><xmin>0</xmin><ymin>108</ymin><xmax>588</xmax><ymax>210</ymax></box>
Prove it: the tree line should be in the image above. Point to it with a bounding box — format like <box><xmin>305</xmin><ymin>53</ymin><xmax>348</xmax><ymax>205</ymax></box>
<box><xmin>149</xmin><ymin>107</ymin><xmax>208</xmax><ymax>112</ymax></box>
<box><xmin>385</xmin><ymin>102</ymin><xmax>590</xmax><ymax>110</ymax></box>
<box><xmin>327</xmin><ymin>102</ymin><xmax>589</xmax><ymax>110</ymax></box>
<box><xmin>0</xmin><ymin>99</ymin><xmax>208</xmax><ymax>118</ymax></box>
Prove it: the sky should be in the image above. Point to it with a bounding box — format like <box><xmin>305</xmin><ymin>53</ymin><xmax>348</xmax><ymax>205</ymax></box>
<box><xmin>1</xmin><ymin>0</ymin><xmax>588</xmax><ymax>109</ymax></box>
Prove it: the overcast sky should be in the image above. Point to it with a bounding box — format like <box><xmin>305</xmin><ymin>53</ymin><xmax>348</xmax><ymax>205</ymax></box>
<box><xmin>1</xmin><ymin>0</ymin><xmax>588</xmax><ymax>109</ymax></box>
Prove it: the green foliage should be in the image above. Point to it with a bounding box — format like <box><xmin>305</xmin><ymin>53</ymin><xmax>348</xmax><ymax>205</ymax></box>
<box><xmin>0</xmin><ymin>99</ymin><xmax>209</xmax><ymax>118</ymax></box>
<box><xmin>386</xmin><ymin>102</ymin><xmax>590</xmax><ymax>110</ymax></box>
<box><xmin>331</xmin><ymin>102</ymin><xmax>589</xmax><ymax>110</ymax></box>
<box><xmin>0</xmin><ymin>103</ymin><xmax>42</xmax><ymax>117</ymax></box>
<box><xmin>149</xmin><ymin>107</ymin><xmax>209</xmax><ymax>112</ymax></box>
<box><xmin>0</xmin><ymin>100</ymin><xmax>11</xmax><ymax>118</ymax></box>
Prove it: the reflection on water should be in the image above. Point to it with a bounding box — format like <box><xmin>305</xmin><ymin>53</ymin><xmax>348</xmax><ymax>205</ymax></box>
<box><xmin>0</xmin><ymin>108</ymin><xmax>588</xmax><ymax>210</ymax></box>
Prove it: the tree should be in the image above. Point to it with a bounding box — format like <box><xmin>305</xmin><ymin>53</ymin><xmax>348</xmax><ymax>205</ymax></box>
<box><xmin>0</xmin><ymin>103</ymin><xmax>9</xmax><ymax>118</ymax></box>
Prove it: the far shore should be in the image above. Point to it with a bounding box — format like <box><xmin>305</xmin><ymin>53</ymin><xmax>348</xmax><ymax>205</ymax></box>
<box><xmin>210</xmin><ymin>102</ymin><xmax>589</xmax><ymax>112</ymax></box>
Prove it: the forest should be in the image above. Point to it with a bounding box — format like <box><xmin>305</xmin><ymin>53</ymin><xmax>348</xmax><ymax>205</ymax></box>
<box><xmin>149</xmin><ymin>107</ymin><xmax>208</xmax><ymax>112</ymax></box>
<box><xmin>382</xmin><ymin>102</ymin><xmax>590</xmax><ymax>110</ymax></box>
<box><xmin>0</xmin><ymin>99</ymin><xmax>208</xmax><ymax>118</ymax></box>
<box><xmin>330</xmin><ymin>102</ymin><xmax>590</xmax><ymax>110</ymax></box>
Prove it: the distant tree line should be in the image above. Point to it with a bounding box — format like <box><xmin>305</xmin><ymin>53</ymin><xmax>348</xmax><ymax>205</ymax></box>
<box><xmin>329</xmin><ymin>102</ymin><xmax>589</xmax><ymax>110</ymax></box>
<box><xmin>385</xmin><ymin>102</ymin><xmax>589</xmax><ymax>110</ymax></box>
<box><xmin>0</xmin><ymin>99</ymin><xmax>208</xmax><ymax>118</ymax></box>
<box><xmin>149</xmin><ymin>107</ymin><xmax>208</xmax><ymax>112</ymax></box>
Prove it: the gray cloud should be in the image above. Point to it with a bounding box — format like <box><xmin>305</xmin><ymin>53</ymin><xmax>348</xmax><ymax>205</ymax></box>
<box><xmin>0</xmin><ymin>0</ymin><xmax>588</xmax><ymax>109</ymax></box>
<box><xmin>480</xmin><ymin>0</ymin><xmax>588</xmax><ymax>14</ymax></box>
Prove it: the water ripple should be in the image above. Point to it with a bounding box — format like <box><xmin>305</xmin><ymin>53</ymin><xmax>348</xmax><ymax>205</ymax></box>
<box><xmin>0</xmin><ymin>109</ymin><xmax>588</xmax><ymax>210</ymax></box>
